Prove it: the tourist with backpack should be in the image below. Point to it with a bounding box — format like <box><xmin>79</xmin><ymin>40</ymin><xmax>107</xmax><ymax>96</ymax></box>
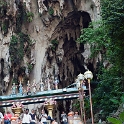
<box><xmin>30</xmin><ymin>109</ymin><xmax>37</xmax><ymax>124</ymax></box>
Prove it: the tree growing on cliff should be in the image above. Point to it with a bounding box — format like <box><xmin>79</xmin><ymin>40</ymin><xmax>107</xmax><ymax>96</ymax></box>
<box><xmin>77</xmin><ymin>0</ymin><xmax>124</xmax><ymax>120</ymax></box>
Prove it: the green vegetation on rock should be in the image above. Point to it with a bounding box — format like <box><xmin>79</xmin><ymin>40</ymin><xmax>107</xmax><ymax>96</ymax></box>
<box><xmin>107</xmin><ymin>112</ymin><xmax>124</xmax><ymax>124</ymax></box>
<box><xmin>48</xmin><ymin>7</ymin><xmax>54</xmax><ymax>15</ymax></box>
<box><xmin>9</xmin><ymin>33</ymin><xmax>33</xmax><ymax>84</ymax></box>
<box><xmin>51</xmin><ymin>39</ymin><xmax>59</xmax><ymax>51</ymax></box>
<box><xmin>77</xmin><ymin>0</ymin><xmax>124</xmax><ymax>120</ymax></box>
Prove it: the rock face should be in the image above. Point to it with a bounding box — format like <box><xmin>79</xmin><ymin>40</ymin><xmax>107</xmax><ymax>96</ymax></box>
<box><xmin>0</xmin><ymin>0</ymin><xmax>100</xmax><ymax>110</ymax></box>
<box><xmin>0</xmin><ymin>0</ymin><xmax>101</xmax><ymax>121</ymax></box>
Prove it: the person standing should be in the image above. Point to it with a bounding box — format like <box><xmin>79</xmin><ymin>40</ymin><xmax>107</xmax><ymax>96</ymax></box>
<box><xmin>0</xmin><ymin>112</ymin><xmax>4</xmax><ymax>124</ymax></box>
<box><xmin>73</xmin><ymin>112</ymin><xmax>82</xmax><ymax>124</ymax></box>
<box><xmin>61</xmin><ymin>111</ymin><xmax>68</xmax><ymax>124</ymax></box>
<box><xmin>4</xmin><ymin>111</ymin><xmax>12</xmax><ymax>124</ymax></box>
<box><xmin>30</xmin><ymin>109</ymin><xmax>36</xmax><ymax>124</ymax></box>
<box><xmin>67</xmin><ymin>111</ymin><xmax>74</xmax><ymax>124</ymax></box>
<box><xmin>22</xmin><ymin>109</ymin><xmax>31</xmax><ymax>124</ymax></box>
<box><xmin>40</xmin><ymin>110</ymin><xmax>47</xmax><ymax>124</ymax></box>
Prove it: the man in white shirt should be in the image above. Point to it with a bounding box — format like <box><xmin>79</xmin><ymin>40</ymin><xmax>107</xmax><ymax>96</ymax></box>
<box><xmin>0</xmin><ymin>112</ymin><xmax>4</xmax><ymax>124</ymax></box>
<box><xmin>40</xmin><ymin>110</ymin><xmax>47</xmax><ymax>124</ymax></box>
<box><xmin>22</xmin><ymin>109</ymin><xmax>31</xmax><ymax>124</ymax></box>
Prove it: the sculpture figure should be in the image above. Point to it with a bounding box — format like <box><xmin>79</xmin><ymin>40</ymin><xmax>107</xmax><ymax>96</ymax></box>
<box><xmin>27</xmin><ymin>80</ymin><xmax>31</xmax><ymax>95</ymax></box>
<box><xmin>40</xmin><ymin>79</ymin><xmax>44</xmax><ymax>91</ymax></box>
<box><xmin>53</xmin><ymin>77</ymin><xmax>59</xmax><ymax>90</ymax></box>
<box><xmin>32</xmin><ymin>79</ymin><xmax>37</xmax><ymax>94</ymax></box>
<box><xmin>45</xmin><ymin>77</ymin><xmax>51</xmax><ymax>90</ymax></box>
<box><xmin>11</xmin><ymin>83</ymin><xmax>17</xmax><ymax>95</ymax></box>
<box><xmin>19</xmin><ymin>81</ymin><xmax>23</xmax><ymax>95</ymax></box>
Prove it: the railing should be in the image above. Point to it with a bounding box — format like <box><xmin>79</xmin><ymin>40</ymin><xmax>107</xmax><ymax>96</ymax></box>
<box><xmin>0</xmin><ymin>87</ymin><xmax>81</xmax><ymax>107</ymax></box>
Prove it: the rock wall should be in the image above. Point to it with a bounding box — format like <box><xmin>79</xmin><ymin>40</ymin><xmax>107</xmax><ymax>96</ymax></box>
<box><xmin>0</xmin><ymin>0</ymin><xmax>100</xmax><ymax>118</ymax></box>
<box><xmin>0</xmin><ymin>0</ymin><xmax>100</xmax><ymax>95</ymax></box>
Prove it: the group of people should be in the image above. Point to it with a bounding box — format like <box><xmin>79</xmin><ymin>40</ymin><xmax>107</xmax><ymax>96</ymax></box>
<box><xmin>0</xmin><ymin>109</ymin><xmax>82</xmax><ymax>124</ymax></box>
<box><xmin>61</xmin><ymin>111</ymin><xmax>83</xmax><ymax>124</ymax></box>
<box><xmin>20</xmin><ymin>109</ymin><xmax>58</xmax><ymax>124</ymax></box>
<box><xmin>0</xmin><ymin>109</ymin><xmax>58</xmax><ymax>124</ymax></box>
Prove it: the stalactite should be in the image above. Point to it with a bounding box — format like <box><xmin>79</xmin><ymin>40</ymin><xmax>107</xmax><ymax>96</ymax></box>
<box><xmin>67</xmin><ymin>31</ymin><xmax>70</xmax><ymax>41</ymax></box>
<box><xmin>75</xmin><ymin>27</ymin><xmax>80</xmax><ymax>40</ymax></box>
<box><xmin>79</xmin><ymin>16</ymin><xmax>83</xmax><ymax>28</ymax></box>
<box><xmin>71</xmin><ymin>29</ymin><xmax>75</xmax><ymax>40</ymax></box>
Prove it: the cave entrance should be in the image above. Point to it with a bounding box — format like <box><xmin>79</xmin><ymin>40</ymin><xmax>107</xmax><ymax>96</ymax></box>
<box><xmin>50</xmin><ymin>11</ymin><xmax>92</xmax><ymax>88</ymax></box>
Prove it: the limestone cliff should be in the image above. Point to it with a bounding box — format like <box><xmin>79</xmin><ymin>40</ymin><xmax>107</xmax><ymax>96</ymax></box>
<box><xmin>0</xmin><ymin>0</ymin><xmax>100</xmax><ymax>95</ymax></box>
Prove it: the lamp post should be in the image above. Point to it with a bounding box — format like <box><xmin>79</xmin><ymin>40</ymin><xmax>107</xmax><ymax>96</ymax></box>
<box><xmin>75</xmin><ymin>78</ymin><xmax>83</xmax><ymax>122</ymax></box>
<box><xmin>77</xmin><ymin>73</ymin><xmax>86</xmax><ymax>124</ymax></box>
<box><xmin>84</xmin><ymin>70</ymin><xmax>94</xmax><ymax>124</ymax></box>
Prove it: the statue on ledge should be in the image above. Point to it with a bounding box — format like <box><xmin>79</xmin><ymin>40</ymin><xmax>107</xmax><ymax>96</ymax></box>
<box><xmin>27</xmin><ymin>80</ymin><xmax>31</xmax><ymax>95</ymax></box>
<box><xmin>45</xmin><ymin>77</ymin><xmax>51</xmax><ymax>91</ymax></box>
<box><xmin>32</xmin><ymin>79</ymin><xmax>37</xmax><ymax>94</ymax></box>
<box><xmin>40</xmin><ymin>79</ymin><xmax>44</xmax><ymax>91</ymax></box>
<box><xmin>19</xmin><ymin>81</ymin><xmax>23</xmax><ymax>95</ymax></box>
<box><xmin>53</xmin><ymin>77</ymin><xmax>59</xmax><ymax>90</ymax></box>
<box><xmin>11</xmin><ymin>83</ymin><xmax>17</xmax><ymax>95</ymax></box>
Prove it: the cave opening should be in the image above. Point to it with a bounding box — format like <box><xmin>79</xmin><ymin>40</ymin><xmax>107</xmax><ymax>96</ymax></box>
<box><xmin>57</xmin><ymin>11</ymin><xmax>92</xmax><ymax>87</ymax></box>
